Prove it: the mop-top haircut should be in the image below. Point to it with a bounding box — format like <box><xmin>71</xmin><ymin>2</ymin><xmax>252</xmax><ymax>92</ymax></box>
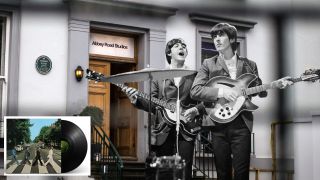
<box><xmin>210</xmin><ymin>23</ymin><xmax>238</xmax><ymax>52</ymax></box>
<box><xmin>165</xmin><ymin>38</ymin><xmax>187</xmax><ymax>64</ymax></box>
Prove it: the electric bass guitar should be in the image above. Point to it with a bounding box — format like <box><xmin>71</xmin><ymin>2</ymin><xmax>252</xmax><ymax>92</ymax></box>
<box><xmin>86</xmin><ymin>69</ymin><xmax>202</xmax><ymax>138</ymax></box>
<box><xmin>205</xmin><ymin>69</ymin><xmax>320</xmax><ymax>124</ymax></box>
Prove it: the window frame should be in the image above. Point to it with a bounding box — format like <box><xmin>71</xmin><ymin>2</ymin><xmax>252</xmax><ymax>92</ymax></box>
<box><xmin>190</xmin><ymin>13</ymin><xmax>255</xmax><ymax>70</ymax></box>
<box><xmin>0</xmin><ymin>15</ymin><xmax>11</xmax><ymax>109</ymax></box>
<box><xmin>0</xmin><ymin>8</ymin><xmax>20</xmax><ymax>139</ymax></box>
<box><xmin>0</xmin><ymin>14</ymin><xmax>10</xmax><ymax>138</ymax></box>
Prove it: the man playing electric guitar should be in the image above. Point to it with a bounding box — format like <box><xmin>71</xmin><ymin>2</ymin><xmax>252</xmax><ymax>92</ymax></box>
<box><xmin>123</xmin><ymin>38</ymin><xmax>205</xmax><ymax>180</ymax></box>
<box><xmin>190</xmin><ymin>23</ymin><xmax>293</xmax><ymax>180</ymax></box>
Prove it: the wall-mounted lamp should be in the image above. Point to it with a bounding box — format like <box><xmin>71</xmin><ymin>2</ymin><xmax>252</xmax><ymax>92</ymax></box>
<box><xmin>75</xmin><ymin>66</ymin><xmax>84</xmax><ymax>81</ymax></box>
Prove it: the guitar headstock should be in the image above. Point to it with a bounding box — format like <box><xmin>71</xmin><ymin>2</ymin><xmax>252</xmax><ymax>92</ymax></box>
<box><xmin>86</xmin><ymin>69</ymin><xmax>105</xmax><ymax>83</ymax></box>
<box><xmin>301</xmin><ymin>69</ymin><xmax>320</xmax><ymax>82</ymax></box>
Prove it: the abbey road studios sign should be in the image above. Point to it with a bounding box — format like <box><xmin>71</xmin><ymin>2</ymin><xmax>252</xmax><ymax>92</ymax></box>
<box><xmin>35</xmin><ymin>55</ymin><xmax>52</xmax><ymax>75</ymax></box>
<box><xmin>89</xmin><ymin>33</ymin><xmax>135</xmax><ymax>58</ymax></box>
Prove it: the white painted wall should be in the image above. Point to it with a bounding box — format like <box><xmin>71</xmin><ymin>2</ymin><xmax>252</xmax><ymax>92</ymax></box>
<box><xmin>293</xmin><ymin>120</ymin><xmax>313</xmax><ymax>180</ymax></box>
<box><xmin>287</xmin><ymin>17</ymin><xmax>320</xmax><ymax>180</ymax></box>
<box><xmin>312</xmin><ymin>115</ymin><xmax>320</xmax><ymax>180</ymax></box>
<box><xmin>246</xmin><ymin>16</ymin><xmax>280</xmax><ymax>158</ymax></box>
<box><xmin>17</xmin><ymin>0</ymin><xmax>68</xmax><ymax>116</ymax></box>
<box><xmin>287</xmin><ymin>18</ymin><xmax>320</xmax><ymax>118</ymax></box>
<box><xmin>9</xmin><ymin>1</ymin><xmax>70</xmax><ymax>179</ymax></box>
<box><xmin>247</xmin><ymin>0</ymin><xmax>320</xmax><ymax>9</ymax></box>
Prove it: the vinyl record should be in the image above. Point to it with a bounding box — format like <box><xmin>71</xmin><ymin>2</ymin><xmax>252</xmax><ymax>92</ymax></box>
<box><xmin>61</xmin><ymin>120</ymin><xmax>88</xmax><ymax>173</ymax></box>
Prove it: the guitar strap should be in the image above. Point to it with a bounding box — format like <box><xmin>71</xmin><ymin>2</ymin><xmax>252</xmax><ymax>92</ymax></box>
<box><xmin>243</xmin><ymin>58</ymin><xmax>262</xmax><ymax>85</ymax></box>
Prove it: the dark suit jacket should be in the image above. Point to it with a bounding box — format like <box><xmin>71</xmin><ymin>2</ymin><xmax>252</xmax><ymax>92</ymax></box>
<box><xmin>135</xmin><ymin>73</ymin><xmax>205</xmax><ymax>146</ymax></box>
<box><xmin>190</xmin><ymin>55</ymin><xmax>267</xmax><ymax>132</ymax></box>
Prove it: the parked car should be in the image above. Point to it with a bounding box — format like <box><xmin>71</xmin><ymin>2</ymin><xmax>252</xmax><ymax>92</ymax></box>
<box><xmin>15</xmin><ymin>145</ymin><xmax>23</xmax><ymax>152</ymax></box>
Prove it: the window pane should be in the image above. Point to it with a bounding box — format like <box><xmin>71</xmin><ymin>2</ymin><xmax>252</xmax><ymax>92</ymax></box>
<box><xmin>0</xmin><ymin>18</ymin><xmax>3</xmax><ymax>75</ymax></box>
<box><xmin>0</xmin><ymin>82</ymin><xmax>2</xmax><ymax>139</ymax></box>
<box><xmin>201</xmin><ymin>40</ymin><xmax>218</xmax><ymax>64</ymax></box>
<box><xmin>201</xmin><ymin>39</ymin><xmax>242</xmax><ymax>64</ymax></box>
<box><xmin>0</xmin><ymin>17</ymin><xmax>4</xmax><ymax>140</ymax></box>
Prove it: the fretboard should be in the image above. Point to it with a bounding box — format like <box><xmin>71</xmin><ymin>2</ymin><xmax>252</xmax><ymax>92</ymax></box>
<box><xmin>116</xmin><ymin>84</ymin><xmax>176</xmax><ymax>112</ymax></box>
<box><xmin>244</xmin><ymin>77</ymin><xmax>301</xmax><ymax>96</ymax></box>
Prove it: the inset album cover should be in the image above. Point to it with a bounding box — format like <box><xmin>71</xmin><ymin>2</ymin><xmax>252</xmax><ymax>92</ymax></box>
<box><xmin>4</xmin><ymin>116</ymin><xmax>90</xmax><ymax>176</ymax></box>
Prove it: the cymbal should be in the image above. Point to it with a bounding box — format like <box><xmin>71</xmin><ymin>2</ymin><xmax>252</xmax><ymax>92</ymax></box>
<box><xmin>105</xmin><ymin>67</ymin><xmax>196</xmax><ymax>83</ymax></box>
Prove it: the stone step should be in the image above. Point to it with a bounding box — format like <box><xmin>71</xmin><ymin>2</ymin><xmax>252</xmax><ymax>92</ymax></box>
<box><xmin>122</xmin><ymin>161</ymin><xmax>146</xmax><ymax>178</ymax></box>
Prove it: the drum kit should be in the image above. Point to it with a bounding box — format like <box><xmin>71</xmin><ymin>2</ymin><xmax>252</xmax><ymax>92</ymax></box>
<box><xmin>87</xmin><ymin>66</ymin><xmax>195</xmax><ymax>179</ymax></box>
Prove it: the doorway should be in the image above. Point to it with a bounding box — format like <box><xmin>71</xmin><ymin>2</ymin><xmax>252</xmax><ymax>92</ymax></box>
<box><xmin>110</xmin><ymin>63</ymin><xmax>137</xmax><ymax>159</ymax></box>
<box><xmin>89</xmin><ymin>60</ymin><xmax>138</xmax><ymax>159</ymax></box>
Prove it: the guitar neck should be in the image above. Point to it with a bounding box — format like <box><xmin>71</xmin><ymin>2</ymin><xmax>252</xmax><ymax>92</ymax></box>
<box><xmin>115</xmin><ymin>84</ymin><xmax>176</xmax><ymax>112</ymax></box>
<box><xmin>88</xmin><ymin>76</ymin><xmax>175</xmax><ymax>111</ymax></box>
<box><xmin>244</xmin><ymin>77</ymin><xmax>301</xmax><ymax>96</ymax></box>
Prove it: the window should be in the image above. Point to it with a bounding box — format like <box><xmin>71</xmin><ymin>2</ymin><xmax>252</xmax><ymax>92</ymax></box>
<box><xmin>0</xmin><ymin>15</ymin><xmax>10</xmax><ymax>139</ymax></box>
<box><xmin>198</xmin><ymin>33</ymin><xmax>245</xmax><ymax>68</ymax></box>
<box><xmin>189</xmin><ymin>13</ymin><xmax>256</xmax><ymax>69</ymax></box>
<box><xmin>201</xmin><ymin>38</ymin><xmax>218</xmax><ymax>64</ymax></box>
<box><xmin>201</xmin><ymin>37</ymin><xmax>242</xmax><ymax>64</ymax></box>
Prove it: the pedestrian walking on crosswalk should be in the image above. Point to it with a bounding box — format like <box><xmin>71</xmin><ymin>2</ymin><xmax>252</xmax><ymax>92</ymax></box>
<box><xmin>10</xmin><ymin>149</ymin><xmax>19</xmax><ymax>165</ymax></box>
<box><xmin>21</xmin><ymin>146</ymin><xmax>31</xmax><ymax>165</ymax></box>
<box><xmin>45</xmin><ymin>146</ymin><xmax>54</xmax><ymax>166</ymax></box>
<box><xmin>32</xmin><ymin>147</ymin><xmax>44</xmax><ymax>166</ymax></box>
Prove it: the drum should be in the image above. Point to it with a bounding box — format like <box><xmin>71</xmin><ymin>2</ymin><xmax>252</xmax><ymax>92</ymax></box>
<box><xmin>148</xmin><ymin>155</ymin><xmax>186</xmax><ymax>180</ymax></box>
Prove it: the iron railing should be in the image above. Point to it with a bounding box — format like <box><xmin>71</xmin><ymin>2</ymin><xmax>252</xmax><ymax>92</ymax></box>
<box><xmin>92</xmin><ymin>125</ymin><xmax>123</xmax><ymax>180</ymax></box>
<box><xmin>193</xmin><ymin>129</ymin><xmax>215</xmax><ymax>179</ymax></box>
<box><xmin>193</xmin><ymin>130</ymin><xmax>260</xmax><ymax>180</ymax></box>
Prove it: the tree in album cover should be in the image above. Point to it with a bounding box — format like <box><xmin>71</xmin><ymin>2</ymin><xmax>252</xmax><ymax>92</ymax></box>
<box><xmin>6</xmin><ymin>118</ymin><xmax>61</xmax><ymax>174</ymax></box>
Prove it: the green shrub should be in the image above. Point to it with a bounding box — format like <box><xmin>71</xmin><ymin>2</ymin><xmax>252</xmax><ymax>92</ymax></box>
<box><xmin>79</xmin><ymin>106</ymin><xmax>103</xmax><ymax>126</ymax></box>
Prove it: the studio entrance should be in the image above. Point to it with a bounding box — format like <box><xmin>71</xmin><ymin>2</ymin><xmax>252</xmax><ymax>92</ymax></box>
<box><xmin>89</xmin><ymin>59</ymin><xmax>138</xmax><ymax>159</ymax></box>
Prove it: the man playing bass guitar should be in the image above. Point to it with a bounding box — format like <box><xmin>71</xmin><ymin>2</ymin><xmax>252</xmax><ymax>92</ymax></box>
<box><xmin>190</xmin><ymin>23</ymin><xmax>292</xmax><ymax>180</ymax></box>
<box><xmin>123</xmin><ymin>38</ymin><xmax>205</xmax><ymax>180</ymax></box>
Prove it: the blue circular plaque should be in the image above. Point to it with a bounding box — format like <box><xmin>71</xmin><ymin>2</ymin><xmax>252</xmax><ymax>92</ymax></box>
<box><xmin>35</xmin><ymin>55</ymin><xmax>52</xmax><ymax>75</ymax></box>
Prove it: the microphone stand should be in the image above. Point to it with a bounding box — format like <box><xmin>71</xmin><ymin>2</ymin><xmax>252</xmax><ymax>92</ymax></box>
<box><xmin>145</xmin><ymin>65</ymin><xmax>156</xmax><ymax>172</ymax></box>
<box><xmin>175</xmin><ymin>85</ymin><xmax>183</xmax><ymax>180</ymax></box>
<box><xmin>148</xmin><ymin>72</ymin><xmax>152</xmax><ymax>154</ymax></box>
<box><xmin>175</xmin><ymin>86</ymin><xmax>180</xmax><ymax>156</ymax></box>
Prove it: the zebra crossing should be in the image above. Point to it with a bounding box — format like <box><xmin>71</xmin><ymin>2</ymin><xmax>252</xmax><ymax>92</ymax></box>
<box><xmin>6</xmin><ymin>159</ymin><xmax>61</xmax><ymax>174</ymax></box>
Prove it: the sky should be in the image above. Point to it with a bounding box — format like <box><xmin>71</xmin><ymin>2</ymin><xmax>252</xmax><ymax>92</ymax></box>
<box><xmin>30</xmin><ymin>118</ymin><xmax>58</xmax><ymax>141</ymax></box>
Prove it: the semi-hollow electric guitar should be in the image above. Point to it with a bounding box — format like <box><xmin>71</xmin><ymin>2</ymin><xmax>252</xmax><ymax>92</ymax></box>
<box><xmin>86</xmin><ymin>69</ymin><xmax>202</xmax><ymax>138</ymax></box>
<box><xmin>204</xmin><ymin>69</ymin><xmax>320</xmax><ymax>124</ymax></box>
